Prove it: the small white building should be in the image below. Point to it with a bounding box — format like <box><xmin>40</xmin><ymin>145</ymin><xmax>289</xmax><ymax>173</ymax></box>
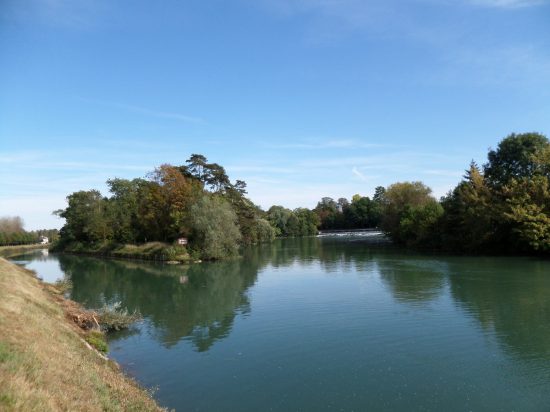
<box><xmin>40</xmin><ymin>236</ymin><xmax>49</xmax><ymax>245</ymax></box>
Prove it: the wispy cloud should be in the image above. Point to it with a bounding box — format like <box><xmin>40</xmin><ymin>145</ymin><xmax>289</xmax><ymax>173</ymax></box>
<box><xmin>227</xmin><ymin>165</ymin><xmax>296</xmax><ymax>174</ymax></box>
<box><xmin>265</xmin><ymin>139</ymin><xmax>405</xmax><ymax>150</ymax></box>
<box><xmin>441</xmin><ymin>45</ymin><xmax>550</xmax><ymax>87</ymax></box>
<box><xmin>80</xmin><ymin>98</ymin><xmax>205</xmax><ymax>124</ymax></box>
<box><xmin>298</xmin><ymin>151</ymin><xmax>468</xmax><ymax>169</ymax></box>
<box><xmin>352</xmin><ymin>167</ymin><xmax>369</xmax><ymax>181</ymax></box>
<box><xmin>110</xmin><ymin>102</ymin><xmax>205</xmax><ymax>124</ymax></box>
<box><xmin>0</xmin><ymin>151</ymin><xmax>43</xmax><ymax>164</ymax></box>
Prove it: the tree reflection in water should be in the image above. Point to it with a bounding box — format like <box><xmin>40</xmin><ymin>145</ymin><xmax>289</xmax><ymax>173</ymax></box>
<box><xmin>58</xmin><ymin>237</ymin><xmax>550</xmax><ymax>363</ymax></box>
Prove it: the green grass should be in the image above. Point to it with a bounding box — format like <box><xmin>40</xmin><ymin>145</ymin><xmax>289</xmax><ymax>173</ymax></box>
<box><xmin>0</xmin><ymin>341</ymin><xmax>22</xmax><ymax>373</ymax></box>
<box><xmin>85</xmin><ymin>331</ymin><xmax>108</xmax><ymax>353</ymax></box>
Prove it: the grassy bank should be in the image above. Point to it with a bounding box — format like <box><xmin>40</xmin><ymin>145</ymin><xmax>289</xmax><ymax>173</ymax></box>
<box><xmin>0</xmin><ymin>257</ymin><xmax>163</xmax><ymax>411</ymax></box>
<box><xmin>0</xmin><ymin>244</ymin><xmax>47</xmax><ymax>258</ymax></box>
<box><xmin>55</xmin><ymin>241</ymin><xmax>193</xmax><ymax>263</ymax></box>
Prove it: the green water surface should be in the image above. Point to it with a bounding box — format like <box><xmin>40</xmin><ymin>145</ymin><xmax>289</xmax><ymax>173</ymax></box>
<box><xmin>13</xmin><ymin>236</ymin><xmax>550</xmax><ymax>411</ymax></box>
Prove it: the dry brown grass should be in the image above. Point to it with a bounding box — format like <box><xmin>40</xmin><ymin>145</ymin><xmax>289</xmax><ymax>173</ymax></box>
<box><xmin>0</xmin><ymin>257</ymin><xmax>164</xmax><ymax>412</ymax></box>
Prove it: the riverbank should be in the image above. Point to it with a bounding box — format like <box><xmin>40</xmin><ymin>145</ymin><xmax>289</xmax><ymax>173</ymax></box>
<box><xmin>0</xmin><ymin>257</ymin><xmax>164</xmax><ymax>411</ymax></box>
<box><xmin>0</xmin><ymin>244</ymin><xmax>48</xmax><ymax>258</ymax></box>
<box><xmin>54</xmin><ymin>241</ymin><xmax>194</xmax><ymax>264</ymax></box>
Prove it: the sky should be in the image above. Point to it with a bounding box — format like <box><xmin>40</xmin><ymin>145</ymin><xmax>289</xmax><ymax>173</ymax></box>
<box><xmin>1</xmin><ymin>0</ymin><xmax>549</xmax><ymax>230</ymax></box>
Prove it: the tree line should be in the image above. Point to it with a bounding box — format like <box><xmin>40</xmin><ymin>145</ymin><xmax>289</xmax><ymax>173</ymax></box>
<box><xmin>54</xmin><ymin>155</ymin><xmax>281</xmax><ymax>260</ymax></box>
<box><xmin>0</xmin><ymin>216</ymin><xmax>59</xmax><ymax>246</ymax></box>
<box><xmin>54</xmin><ymin>132</ymin><xmax>550</xmax><ymax>258</ymax></box>
<box><xmin>377</xmin><ymin>132</ymin><xmax>550</xmax><ymax>254</ymax></box>
<box><xmin>291</xmin><ymin>132</ymin><xmax>549</xmax><ymax>255</ymax></box>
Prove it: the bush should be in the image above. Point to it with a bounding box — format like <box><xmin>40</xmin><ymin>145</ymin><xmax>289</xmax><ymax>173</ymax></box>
<box><xmin>97</xmin><ymin>302</ymin><xmax>142</xmax><ymax>332</ymax></box>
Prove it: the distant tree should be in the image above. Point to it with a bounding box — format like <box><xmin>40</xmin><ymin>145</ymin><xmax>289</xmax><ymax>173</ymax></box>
<box><xmin>233</xmin><ymin>180</ymin><xmax>247</xmax><ymax>195</ymax></box>
<box><xmin>345</xmin><ymin>196</ymin><xmax>373</xmax><ymax>228</ymax></box>
<box><xmin>205</xmin><ymin>163</ymin><xmax>231</xmax><ymax>192</ymax></box>
<box><xmin>337</xmin><ymin>198</ymin><xmax>350</xmax><ymax>210</ymax></box>
<box><xmin>266</xmin><ymin>206</ymin><xmax>319</xmax><ymax>237</ymax></box>
<box><xmin>314</xmin><ymin>197</ymin><xmax>341</xmax><ymax>229</ymax></box>
<box><xmin>373</xmin><ymin>186</ymin><xmax>386</xmax><ymax>203</ymax></box>
<box><xmin>0</xmin><ymin>216</ymin><xmax>25</xmax><ymax>233</ymax></box>
<box><xmin>294</xmin><ymin>208</ymin><xmax>320</xmax><ymax>236</ymax></box>
<box><xmin>0</xmin><ymin>216</ymin><xmax>41</xmax><ymax>245</ymax></box>
<box><xmin>249</xmin><ymin>218</ymin><xmax>277</xmax><ymax>243</ymax></box>
<box><xmin>381</xmin><ymin>181</ymin><xmax>438</xmax><ymax>244</ymax></box>
<box><xmin>186</xmin><ymin>154</ymin><xmax>208</xmax><ymax>181</ymax></box>
<box><xmin>267</xmin><ymin>206</ymin><xmax>293</xmax><ymax>236</ymax></box>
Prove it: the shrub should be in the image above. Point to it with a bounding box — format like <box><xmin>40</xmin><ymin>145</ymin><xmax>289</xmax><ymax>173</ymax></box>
<box><xmin>97</xmin><ymin>302</ymin><xmax>142</xmax><ymax>332</ymax></box>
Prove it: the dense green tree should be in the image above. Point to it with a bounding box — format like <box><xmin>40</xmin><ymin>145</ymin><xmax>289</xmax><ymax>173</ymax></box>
<box><xmin>398</xmin><ymin>199</ymin><xmax>443</xmax><ymax>247</ymax></box>
<box><xmin>484</xmin><ymin>133</ymin><xmax>550</xmax><ymax>187</ymax></box>
<box><xmin>293</xmin><ymin>208</ymin><xmax>320</xmax><ymax>236</ymax></box>
<box><xmin>267</xmin><ymin>206</ymin><xmax>318</xmax><ymax>237</ymax></box>
<box><xmin>56</xmin><ymin>190</ymin><xmax>112</xmax><ymax>243</ymax></box>
<box><xmin>380</xmin><ymin>181</ymin><xmax>438</xmax><ymax>245</ymax></box>
<box><xmin>106</xmin><ymin>178</ymin><xmax>145</xmax><ymax>243</ymax></box>
<box><xmin>501</xmin><ymin>176</ymin><xmax>550</xmax><ymax>251</ymax></box>
<box><xmin>313</xmin><ymin>190</ymin><xmax>383</xmax><ymax>230</ymax></box>
<box><xmin>267</xmin><ymin>206</ymin><xmax>293</xmax><ymax>236</ymax></box>
<box><xmin>56</xmin><ymin>154</ymin><xmax>279</xmax><ymax>257</ymax></box>
<box><xmin>314</xmin><ymin>197</ymin><xmax>344</xmax><ymax>229</ymax></box>
<box><xmin>440</xmin><ymin>163</ymin><xmax>499</xmax><ymax>251</ymax></box>
<box><xmin>189</xmin><ymin>195</ymin><xmax>242</xmax><ymax>259</ymax></box>
<box><xmin>344</xmin><ymin>196</ymin><xmax>375</xmax><ymax>228</ymax></box>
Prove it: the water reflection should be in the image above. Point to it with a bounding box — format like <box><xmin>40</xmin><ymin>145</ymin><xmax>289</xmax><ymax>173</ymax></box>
<box><xmin>9</xmin><ymin>237</ymin><xmax>550</xmax><ymax>411</ymax></box>
<box><xmin>447</xmin><ymin>258</ymin><xmax>550</xmax><ymax>362</ymax></box>
<box><xmin>8</xmin><ymin>248</ymin><xmax>65</xmax><ymax>283</ymax></box>
<box><xmin>11</xmin><ymin>238</ymin><xmax>550</xmax><ymax>369</ymax></box>
<box><xmin>378</xmin><ymin>258</ymin><xmax>449</xmax><ymax>304</ymax></box>
<box><xmin>60</xmin><ymin>255</ymin><xmax>258</xmax><ymax>351</ymax></box>
<box><xmin>244</xmin><ymin>235</ymin><xmax>392</xmax><ymax>273</ymax></box>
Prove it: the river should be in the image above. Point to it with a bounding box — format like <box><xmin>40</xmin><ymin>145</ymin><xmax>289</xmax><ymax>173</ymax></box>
<box><xmin>9</xmin><ymin>235</ymin><xmax>550</xmax><ymax>411</ymax></box>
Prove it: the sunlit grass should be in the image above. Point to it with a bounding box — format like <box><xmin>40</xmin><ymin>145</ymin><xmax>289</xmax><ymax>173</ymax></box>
<box><xmin>0</xmin><ymin>257</ymin><xmax>163</xmax><ymax>411</ymax></box>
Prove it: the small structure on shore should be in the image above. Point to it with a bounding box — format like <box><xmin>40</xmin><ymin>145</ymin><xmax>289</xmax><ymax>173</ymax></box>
<box><xmin>40</xmin><ymin>236</ymin><xmax>49</xmax><ymax>245</ymax></box>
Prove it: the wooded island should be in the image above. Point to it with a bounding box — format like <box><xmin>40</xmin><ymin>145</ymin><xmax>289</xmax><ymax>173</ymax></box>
<box><xmin>49</xmin><ymin>132</ymin><xmax>550</xmax><ymax>258</ymax></box>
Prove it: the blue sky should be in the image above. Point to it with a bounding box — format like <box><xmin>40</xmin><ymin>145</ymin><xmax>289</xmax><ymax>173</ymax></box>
<box><xmin>1</xmin><ymin>0</ymin><xmax>549</xmax><ymax>230</ymax></box>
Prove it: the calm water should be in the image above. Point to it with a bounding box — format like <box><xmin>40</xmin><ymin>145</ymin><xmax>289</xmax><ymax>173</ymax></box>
<box><xmin>11</xmin><ymin>237</ymin><xmax>550</xmax><ymax>411</ymax></box>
